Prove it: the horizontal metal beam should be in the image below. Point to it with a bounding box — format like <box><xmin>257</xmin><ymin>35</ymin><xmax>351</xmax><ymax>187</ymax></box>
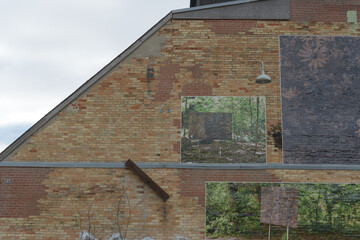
<box><xmin>1</xmin><ymin>161</ymin><xmax>360</xmax><ymax>170</ymax></box>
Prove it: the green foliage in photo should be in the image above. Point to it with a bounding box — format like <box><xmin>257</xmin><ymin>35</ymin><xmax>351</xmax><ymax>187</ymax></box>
<box><xmin>206</xmin><ymin>182</ymin><xmax>360</xmax><ymax>239</ymax></box>
<box><xmin>181</xmin><ymin>96</ymin><xmax>266</xmax><ymax>163</ymax></box>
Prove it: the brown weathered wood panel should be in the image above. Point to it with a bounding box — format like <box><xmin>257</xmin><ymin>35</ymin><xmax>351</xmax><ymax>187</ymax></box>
<box><xmin>189</xmin><ymin>112</ymin><xmax>232</xmax><ymax>140</ymax></box>
<box><xmin>260</xmin><ymin>187</ymin><xmax>298</xmax><ymax>228</ymax></box>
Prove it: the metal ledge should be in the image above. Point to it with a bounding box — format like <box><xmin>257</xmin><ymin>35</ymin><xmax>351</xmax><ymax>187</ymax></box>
<box><xmin>1</xmin><ymin>161</ymin><xmax>360</xmax><ymax>170</ymax></box>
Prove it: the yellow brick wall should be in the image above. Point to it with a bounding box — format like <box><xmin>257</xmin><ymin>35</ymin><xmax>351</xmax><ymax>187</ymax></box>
<box><xmin>7</xmin><ymin>19</ymin><xmax>359</xmax><ymax>163</ymax></box>
<box><xmin>1</xmin><ymin>4</ymin><xmax>360</xmax><ymax>239</ymax></box>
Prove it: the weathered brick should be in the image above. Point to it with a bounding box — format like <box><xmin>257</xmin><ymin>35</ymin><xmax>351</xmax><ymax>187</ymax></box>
<box><xmin>1</xmin><ymin>0</ymin><xmax>360</xmax><ymax>239</ymax></box>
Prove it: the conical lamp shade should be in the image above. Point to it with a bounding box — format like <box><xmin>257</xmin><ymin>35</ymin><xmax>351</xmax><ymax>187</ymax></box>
<box><xmin>256</xmin><ymin>61</ymin><xmax>271</xmax><ymax>84</ymax></box>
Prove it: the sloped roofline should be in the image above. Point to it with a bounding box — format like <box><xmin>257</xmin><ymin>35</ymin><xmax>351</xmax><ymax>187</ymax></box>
<box><xmin>0</xmin><ymin>0</ymin><xmax>290</xmax><ymax>161</ymax></box>
<box><xmin>0</xmin><ymin>11</ymin><xmax>174</xmax><ymax>161</ymax></box>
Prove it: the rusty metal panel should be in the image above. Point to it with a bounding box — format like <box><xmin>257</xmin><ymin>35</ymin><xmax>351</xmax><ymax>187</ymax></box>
<box><xmin>260</xmin><ymin>187</ymin><xmax>298</xmax><ymax>228</ymax></box>
<box><xmin>189</xmin><ymin>112</ymin><xmax>232</xmax><ymax>140</ymax></box>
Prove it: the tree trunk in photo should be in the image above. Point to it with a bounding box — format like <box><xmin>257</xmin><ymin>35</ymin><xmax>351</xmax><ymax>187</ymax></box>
<box><xmin>182</xmin><ymin>97</ymin><xmax>188</xmax><ymax>137</ymax></box>
<box><xmin>254</xmin><ymin>183</ymin><xmax>261</xmax><ymax>205</ymax></box>
<box><xmin>324</xmin><ymin>190</ymin><xmax>334</xmax><ymax>229</ymax></box>
<box><xmin>228</xmin><ymin>183</ymin><xmax>240</xmax><ymax>233</ymax></box>
<box><xmin>315</xmin><ymin>187</ymin><xmax>321</xmax><ymax>230</ymax></box>
<box><xmin>255</xmin><ymin>97</ymin><xmax>259</xmax><ymax>155</ymax></box>
<box><xmin>249</xmin><ymin>97</ymin><xmax>253</xmax><ymax>129</ymax></box>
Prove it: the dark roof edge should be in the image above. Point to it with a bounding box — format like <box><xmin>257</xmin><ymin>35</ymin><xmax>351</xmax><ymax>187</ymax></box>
<box><xmin>173</xmin><ymin>0</ymin><xmax>289</xmax><ymax>20</ymax></box>
<box><xmin>173</xmin><ymin>0</ymin><xmax>260</xmax><ymax>14</ymax></box>
<box><xmin>0</xmin><ymin>12</ymin><xmax>173</xmax><ymax>161</ymax></box>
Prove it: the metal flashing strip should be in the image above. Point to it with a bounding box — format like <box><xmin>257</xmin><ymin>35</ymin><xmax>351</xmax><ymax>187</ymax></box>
<box><xmin>1</xmin><ymin>161</ymin><xmax>360</xmax><ymax>170</ymax></box>
<box><xmin>173</xmin><ymin>0</ymin><xmax>259</xmax><ymax>14</ymax></box>
<box><xmin>173</xmin><ymin>0</ymin><xmax>290</xmax><ymax>20</ymax></box>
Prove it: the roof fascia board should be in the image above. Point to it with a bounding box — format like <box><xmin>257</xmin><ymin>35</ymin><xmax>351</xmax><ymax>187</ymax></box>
<box><xmin>173</xmin><ymin>0</ymin><xmax>290</xmax><ymax>20</ymax></box>
<box><xmin>2</xmin><ymin>161</ymin><xmax>360</xmax><ymax>171</ymax></box>
<box><xmin>0</xmin><ymin>12</ymin><xmax>173</xmax><ymax>161</ymax></box>
<box><xmin>173</xmin><ymin>0</ymin><xmax>260</xmax><ymax>14</ymax></box>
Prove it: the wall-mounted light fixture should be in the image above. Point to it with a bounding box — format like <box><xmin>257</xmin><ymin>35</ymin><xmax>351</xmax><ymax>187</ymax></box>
<box><xmin>255</xmin><ymin>61</ymin><xmax>272</xmax><ymax>84</ymax></box>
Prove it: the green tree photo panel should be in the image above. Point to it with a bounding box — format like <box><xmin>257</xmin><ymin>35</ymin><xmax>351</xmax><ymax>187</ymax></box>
<box><xmin>181</xmin><ymin>96</ymin><xmax>266</xmax><ymax>163</ymax></box>
<box><xmin>206</xmin><ymin>182</ymin><xmax>360</xmax><ymax>239</ymax></box>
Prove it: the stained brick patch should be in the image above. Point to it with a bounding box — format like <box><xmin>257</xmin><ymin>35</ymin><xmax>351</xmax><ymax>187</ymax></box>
<box><xmin>208</xmin><ymin>20</ymin><xmax>258</xmax><ymax>34</ymax></box>
<box><xmin>0</xmin><ymin>167</ymin><xmax>52</xmax><ymax>218</ymax></box>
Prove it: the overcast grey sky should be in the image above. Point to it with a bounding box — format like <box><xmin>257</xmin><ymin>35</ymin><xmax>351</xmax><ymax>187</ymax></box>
<box><xmin>0</xmin><ymin>0</ymin><xmax>190</xmax><ymax>152</ymax></box>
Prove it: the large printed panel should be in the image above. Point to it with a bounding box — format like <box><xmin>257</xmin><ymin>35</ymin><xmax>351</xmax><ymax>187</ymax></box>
<box><xmin>181</xmin><ymin>96</ymin><xmax>266</xmax><ymax>163</ymax></box>
<box><xmin>280</xmin><ymin>36</ymin><xmax>360</xmax><ymax>164</ymax></box>
<box><xmin>206</xmin><ymin>182</ymin><xmax>360</xmax><ymax>239</ymax></box>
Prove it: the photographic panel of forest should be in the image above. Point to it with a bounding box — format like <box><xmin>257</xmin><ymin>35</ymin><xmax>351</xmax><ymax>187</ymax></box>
<box><xmin>181</xmin><ymin>96</ymin><xmax>266</xmax><ymax>164</ymax></box>
<box><xmin>206</xmin><ymin>182</ymin><xmax>360</xmax><ymax>240</ymax></box>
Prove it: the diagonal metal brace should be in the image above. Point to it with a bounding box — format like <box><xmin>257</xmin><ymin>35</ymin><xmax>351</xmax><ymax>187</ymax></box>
<box><xmin>125</xmin><ymin>159</ymin><xmax>169</xmax><ymax>202</ymax></box>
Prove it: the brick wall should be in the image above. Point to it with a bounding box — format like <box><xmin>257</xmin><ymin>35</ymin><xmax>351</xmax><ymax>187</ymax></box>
<box><xmin>0</xmin><ymin>168</ymin><xmax>204</xmax><ymax>239</ymax></box>
<box><xmin>1</xmin><ymin>168</ymin><xmax>360</xmax><ymax>239</ymax></box>
<box><xmin>290</xmin><ymin>0</ymin><xmax>360</xmax><ymax>22</ymax></box>
<box><xmin>1</xmin><ymin>0</ymin><xmax>360</xmax><ymax>239</ymax></box>
<box><xmin>8</xmin><ymin>17</ymin><xmax>359</xmax><ymax>164</ymax></box>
